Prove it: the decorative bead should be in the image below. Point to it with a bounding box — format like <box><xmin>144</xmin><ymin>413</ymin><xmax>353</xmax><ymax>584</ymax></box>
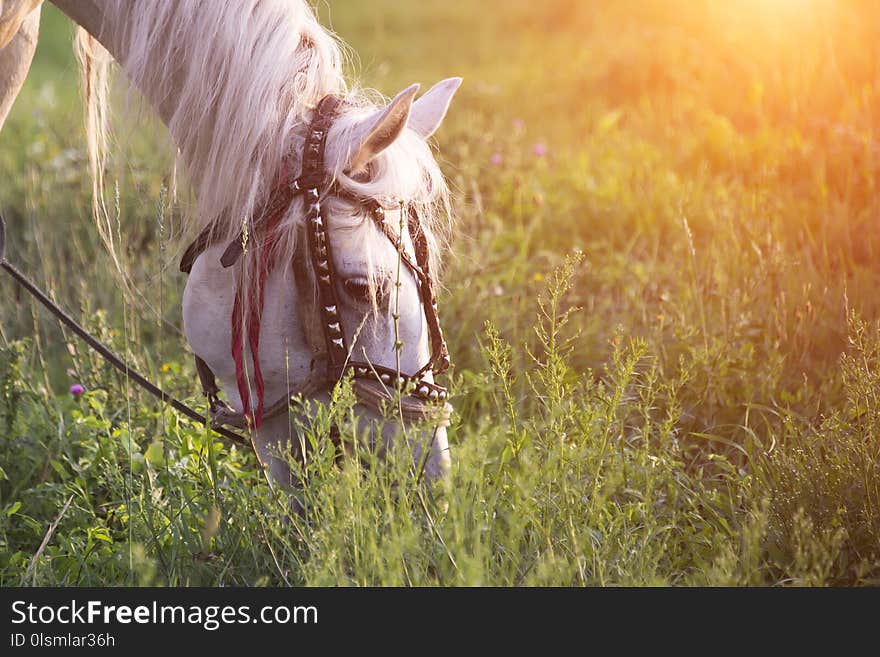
<box><xmin>418</xmin><ymin>385</ymin><xmax>430</xmax><ymax>397</ymax></box>
<box><xmin>328</xmin><ymin>322</ymin><xmax>341</xmax><ymax>333</ymax></box>
<box><xmin>307</xmin><ymin>188</ymin><xmax>319</xmax><ymax>201</ymax></box>
<box><xmin>380</xmin><ymin>373</ymin><xmax>391</xmax><ymax>384</ymax></box>
<box><xmin>331</xmin><ymin>338</ymin><xmax>344</xmax><ymax>348</ymax></box>
<box><xmin>324</xmin><ymin>305</ymin><xmax>337</xmax><ymax>314</ymax></box>
<box><xmin>429</xmin><ymin>389</ymin><xmax>439</xmax><ymax>401</ymax></box>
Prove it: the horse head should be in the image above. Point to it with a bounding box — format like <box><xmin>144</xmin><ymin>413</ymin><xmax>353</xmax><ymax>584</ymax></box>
<box><xmin>183</xmin><ymin>78</ymin><xmax>461</xmax><ymax>496</ymax></box>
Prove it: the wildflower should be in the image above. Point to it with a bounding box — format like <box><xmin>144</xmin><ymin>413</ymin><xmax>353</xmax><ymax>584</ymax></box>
<box><xmin>490</xmin><ymin>152</ymin><xmax>503</xmax><ymax>166</ymax></box>
<box><xmin>69</xmin><ymin>384</ymin><xmax>85</xmax><ymax>397</ymax></box>
<box><xmin>532</xmin><ymin>141</ymin><xmax>548</xmax><ymax>157</ymax></box>
<box><xmin>512</xmin><ymin>118</ymin><xmax>525</xmax><ymax>133</ymax></box>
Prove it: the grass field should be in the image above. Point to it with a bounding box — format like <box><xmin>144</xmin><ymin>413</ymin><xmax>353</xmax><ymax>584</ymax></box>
<box><xmin>2</xmin><ymin>0</ymin><xmax>880</xmax><ymax>585</ymax></box>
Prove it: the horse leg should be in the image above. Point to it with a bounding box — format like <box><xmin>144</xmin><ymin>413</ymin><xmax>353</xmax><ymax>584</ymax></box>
<box><xmin>0</xmin><ymin>1</ymin><xmax>40</xmax><ymax>132</ymax></box>
<box><xmin>252</xmin><ymin>413</ymin><xmax>296</xmax><ymax>486</ymax></box>
<box><xmin>252</xmin><ymin>411</ymin><xmax>307</xmax><ymax>515</ymax></box>
<box><xmin>367</xmin><ymin>410</ymin><xmax>451</xmax><ymax>482</ymax></box>
<box><xmin>416</xmin><ymin>424</ymin><xmax>451</xmax><ymax>482</ymax></box>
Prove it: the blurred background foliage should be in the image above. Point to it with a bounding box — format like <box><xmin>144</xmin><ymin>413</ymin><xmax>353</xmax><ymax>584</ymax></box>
<box><xmin>1</xmin><ymin>0</ymin><xmax>879</xmax><ymax>585</ymax></box>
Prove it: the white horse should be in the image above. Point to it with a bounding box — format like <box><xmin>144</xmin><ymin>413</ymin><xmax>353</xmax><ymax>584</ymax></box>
<box><xmin>0</xmin><ymin>1</ymin><xmax>461</xmax><ymax>491</ymax></box>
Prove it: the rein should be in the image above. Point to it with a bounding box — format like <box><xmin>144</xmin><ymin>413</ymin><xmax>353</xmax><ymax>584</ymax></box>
<box><xmin>0</xmin><ymin>214</ymin><xmax>252</xmax><ymax>450</ymax></box>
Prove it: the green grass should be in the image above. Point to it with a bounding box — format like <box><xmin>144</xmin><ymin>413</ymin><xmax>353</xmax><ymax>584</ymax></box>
<box><xmin>2</xmin><ymin>0</ymin><xmax>880</xmax><ymax>585</ymax></box>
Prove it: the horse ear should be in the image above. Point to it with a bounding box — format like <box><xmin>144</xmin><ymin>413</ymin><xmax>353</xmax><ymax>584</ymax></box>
<box><xmin>408</xmin><ymin>77</ymin><xmax>462</xmax><ymax>139</ymax></box>
<box><xmin>347</xmin><ymin>83</ymin><xmax>420</xmax><ymax>173</ymax></box>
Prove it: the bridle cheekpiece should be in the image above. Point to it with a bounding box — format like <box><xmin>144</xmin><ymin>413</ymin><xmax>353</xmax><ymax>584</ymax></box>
<box><xmin>294</xmin><ymin>95</ymin><xmax>450</xmax><ymax>403</ymax></box>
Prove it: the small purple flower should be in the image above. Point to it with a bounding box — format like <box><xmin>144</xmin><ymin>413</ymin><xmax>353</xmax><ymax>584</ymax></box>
<box><xmin>532</xmin><ymin>141</ymin><xmax>548</xmax><ymax>157</ymax></box>
<box><xmin>490</xmin><ymin>152</ymin><xmax>503</xmax><ymax>166</ymax></box>
<box><xmin>69</xmin><ymin>384</ymin><xmax>85</xmax><ymax>397</ymax></box>
<box><xmin>512</xmin><ymin>118</ymin><xmax>525</xmax><ymax>132</ymax></box>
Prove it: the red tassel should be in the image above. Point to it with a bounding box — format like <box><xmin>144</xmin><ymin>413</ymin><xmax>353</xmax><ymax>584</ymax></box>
<box><xmin>230</xmin><ymin>166</ymin><xmax>290</xmax><ymax>429</ymax></box>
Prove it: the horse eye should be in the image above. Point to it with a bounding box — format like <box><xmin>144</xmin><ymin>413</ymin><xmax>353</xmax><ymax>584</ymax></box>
<box><xmin>343</xmin><ymin>277</ymin><xmax>373</xmax><ymax>303</ymax></box>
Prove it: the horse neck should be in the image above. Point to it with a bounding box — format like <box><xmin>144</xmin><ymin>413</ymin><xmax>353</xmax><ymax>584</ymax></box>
<box><xmin>53</xmin><ymin>0</ymin><xmax>346</xmax><ymax>238</ymax></box>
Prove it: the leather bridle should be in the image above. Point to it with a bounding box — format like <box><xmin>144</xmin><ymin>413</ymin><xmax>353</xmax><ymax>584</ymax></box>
<box><xmin>182</xmin><ymin>94</ymin><xmax>450</xmax><ymax>429</ymax></box>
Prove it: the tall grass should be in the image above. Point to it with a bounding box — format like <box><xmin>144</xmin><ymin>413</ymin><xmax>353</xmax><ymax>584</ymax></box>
<box><xmin>1</xmin><ymin>0</ymin><xmax>880</xmax><ymax>585</ymax></box>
